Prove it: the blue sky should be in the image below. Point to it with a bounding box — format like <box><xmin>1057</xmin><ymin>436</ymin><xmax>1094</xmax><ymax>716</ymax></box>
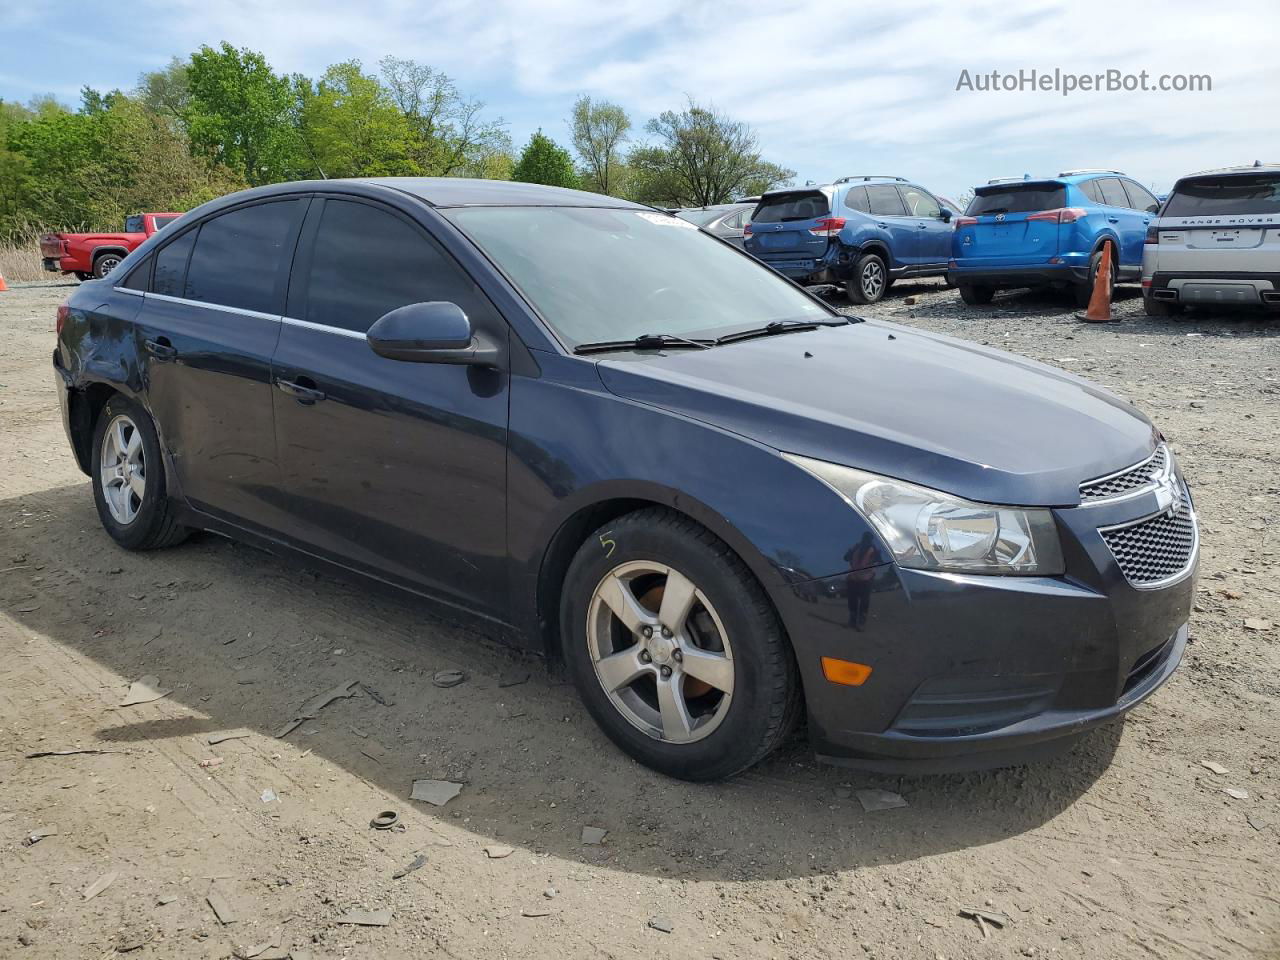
<box><xmin>4</xmin><ymin>0</ymin><xmax>1278</xmax><ymax>197</ymax></box>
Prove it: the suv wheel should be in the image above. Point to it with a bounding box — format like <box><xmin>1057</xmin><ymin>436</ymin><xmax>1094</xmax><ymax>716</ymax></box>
<box><xmin>847</xmin><ymin>253</ymin><xmax>890</xmax><ymax>304</ymax></box>
<box><xmin>1143</xmin><ymin>296</ymin><xmax>1183</xmax><ymax>317</ymax></box>
<box><xmin>1074</xmin><ymin>247</ymin><xmax>1116</xmax><ymax>308</ymax></box>
<box><xmin>91</xmin><ymin>396</ymin><xmax>189</xmax><ymax>550</ymax></box>
<box><xmin>92</xmin><ymin>252</ymin><xmax>124</xmax><ymax>279</ymax></box>
<box><xmin>560</xmin><ymin>508</ymin><xmax>801</xmax><ymax>781</ymax></box>
<box><xmin>958</xmin><ymin>283</ymin><xmax>996</xmax><ymax>305</ymax></box>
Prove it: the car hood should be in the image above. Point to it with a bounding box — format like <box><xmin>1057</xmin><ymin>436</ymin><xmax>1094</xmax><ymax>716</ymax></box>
<box><xmin>595</xmin><ymin>320</ymin><xmax>1158</xmax><ymax>506</ymax></box>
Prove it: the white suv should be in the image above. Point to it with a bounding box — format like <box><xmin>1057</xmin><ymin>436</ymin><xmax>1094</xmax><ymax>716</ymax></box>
<box><xmin>1143</xmin><ymin>162</ymin><xmax>1280</xmax><ymax>316</ymax></box>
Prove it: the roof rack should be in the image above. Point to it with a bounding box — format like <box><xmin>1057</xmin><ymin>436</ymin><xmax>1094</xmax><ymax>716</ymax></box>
<box><xmin>832</xmin><ymin>175</ymin><xmax>908</xmax><ymax>184</ymax></box>
<box><xmin>1057</xmin><ymin>168</ymin><xmax>1125</xmax><ymax>177</ymax></box>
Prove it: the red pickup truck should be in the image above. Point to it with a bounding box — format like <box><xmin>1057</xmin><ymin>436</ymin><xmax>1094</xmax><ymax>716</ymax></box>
<box><xmin>40</xmin><ymin>213</ymin><xmax>182</xmax><ymax>280</ymax></box>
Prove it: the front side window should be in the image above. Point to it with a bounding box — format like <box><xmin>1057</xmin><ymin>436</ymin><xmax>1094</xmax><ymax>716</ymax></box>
<box><xmin>184</xmin><ymin>200</ymin><xmax>304</xmax><ymax>314</ymax></box>
<box><xmin>1163</xmin><ymin>174</ymin><xmax>1280</xmax><ymax>217</ymax></box>
<box><xmin>447</xmin><ymin>206</ymin><xmax>830</xmax><ymax>349</ymax></box>
<box><xmin>300</xmin><ymin>199</ymin><xmax>490</xmax><ymax>334</ymax></box>
<box><xmin>866</xmin><ymin>185</ymin><xmax>908</xmax><ymax>217</ymax></box>
<box><xmin>898</xmin><ymin>186</ymin><xmax>941</xmax><ymax>218</ymax></box>
<box><xmin>152</xmin><ymin>229</ymin><xmax>196</xmax><ymax>297</ymax></box>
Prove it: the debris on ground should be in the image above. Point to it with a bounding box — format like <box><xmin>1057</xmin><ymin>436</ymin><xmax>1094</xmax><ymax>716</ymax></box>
<box><xmin>581</xmin><ymin>825</ymin><xmax>608</xmax><ymax>844</ymax></box>
<box><xmin>410</xmin><ymin>779</ymin><xmax>463</xmax><ymax>806</ymax></box>
<box><xmin>498</xmin><ymin>669</ymin><xmax>530</xmax><ymax>688</ymax></box>
<box><xmin>392</xmin><ymin>854</ymin><xmax>427</xmax><ymax>879</ymax></box>
<box><xmin>157</xmin><ymin>895</ymin><xmax>178</xmax><ymax>906</ymax></box>
<box><xmin>82</xmin><ymin>871</ymin><xmax>118</xmax><ymax>901</ymax></box>
<box><xmin>23</xmin><ymin>826</ymin><xmax>57</xmax><ymax>846</ymax></box>
<box><xmin>1200</xmin><ymin>760</ymin><xmax>1230</xmax><ymax>775</ymax></box>
<box><xmin>484</xmin><ymin>845</ymin><xmax>514</xmax><ymax>859</ymax></box>
<box><xmin>358</xmin><ymin>681</ymin><xmax>392</xmax><ymax>705</ymax></box>
<box><xmin>432</xmin><ymin>669</ymin><xmax>466</xmax><ymax>688</ymax></box>
<box><xmin>960</xmin><ymin>906</ymin><xmax>1011</xmax><ymax>939</ymax></box>
<box><xmin>338</xmin><ymin>907</ymin><xmax>392</xmax><ymax>926</ymax></box>
<box><xmin>120</xmin><ymin>675</ymin><xmax>171</xmax><ymax>706</ymax></box>
<box><xmin>648</xmin><ymin>916</ymin><xmax>674</xmax><ymax>933</ymax></box>
<box><xmin>522</xmin><ymin>906</ymin><xmax>552</xmax><ymax>917</ymax></box>
<box><xmin>497</xmin><ymin>703</ymin><xmax>527</xmax><ymax>720</ymax></box>
<box><xmin>856</xmin><ymin>788</ymin><xmax>908</xmax><ymax>812</ymax></box>
<box><xmin>198</xmin><ymin>757</ymin><xmax>223</xmax><ymax>769</ymax></box>
<box><xmin>273</xmin><ymin>718</ymin><xmax>304</xmax><ymax>739</ymax></box>
<box><xmin>295</xmin><ymin>679</ymin><xmax>360</xmax><ymax>718</ymax></box>
<box><xmin>25</xmin><ymin>748</ymin><xmax>115</xmax><ymax>758</ymax></box>
<box><xmin>207</xmin><ymin>890</ymin><xmax>240</xmax><ymax>924</ymax></box>
<box><xmin>1243</xmin><ymin>618</ymin><xmax>1272</xmax><ymax>632</ymax></box>
<box><xmin>207</xmin><ymin>729</ymin><xmax>252</xmax><ymax>745</ymax></box>
<box><xmin>260</xmin><ymin>788</ymin><xmax>279</xmax><ymax>803</ymax></box>
<box><xmin>1224</xmin><ymin>787</ymin><xmax>1250</xmax><ymax>800</ymax></box>
<box><xmin>369</xmin><ymin>810</ymin><xmax>400</xmax><ymax>830</ymax></box>
<box><xmin>232</xmin><ymin>941</ymin><xmax>282</xmax><ymax>960</ymax></box>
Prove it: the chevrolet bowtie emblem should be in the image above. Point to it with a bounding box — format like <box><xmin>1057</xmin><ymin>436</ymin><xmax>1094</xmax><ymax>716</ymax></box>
<box><xmin>1154</xmin><ymin>476</ymin><xmax>1179</xmax><ymax>515</ymax></box>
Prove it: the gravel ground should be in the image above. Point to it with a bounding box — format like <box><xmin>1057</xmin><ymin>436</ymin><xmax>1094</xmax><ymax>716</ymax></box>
<box><xmin>1</xmin><ymin>278</ymin><xmax>1277</xmax><ymax>959</ymax></box>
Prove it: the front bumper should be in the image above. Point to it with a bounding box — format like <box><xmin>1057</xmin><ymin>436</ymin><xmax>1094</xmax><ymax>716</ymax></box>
<box><xmin>775</xmin><ymin>481</ymin><xmax>1197</xmax><ymax>773</ymax></box>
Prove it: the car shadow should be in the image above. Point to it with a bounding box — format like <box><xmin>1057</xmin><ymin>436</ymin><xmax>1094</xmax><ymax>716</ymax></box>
<box><xmin>2</xmin><ymin>482</ymin><xmax>1122</xmax><ymax>882</ymax></box>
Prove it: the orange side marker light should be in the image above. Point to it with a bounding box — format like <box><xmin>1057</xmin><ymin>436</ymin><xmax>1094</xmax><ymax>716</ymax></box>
<box><xmin>821</xmin><ymin>657</ymin><xmax>872</xmax><ymax>687</ymax></box>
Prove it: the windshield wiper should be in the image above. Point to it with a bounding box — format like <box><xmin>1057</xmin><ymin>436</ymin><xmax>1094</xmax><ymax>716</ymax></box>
<box><xmin>573</xmin><ymin>333</ymin><xmax>715</xmax><ymax>355</ymax></box>
<box><xmin>715</xmin><ymin>318</ymin><xmax>852</xmax><ymax>346</ymax></box>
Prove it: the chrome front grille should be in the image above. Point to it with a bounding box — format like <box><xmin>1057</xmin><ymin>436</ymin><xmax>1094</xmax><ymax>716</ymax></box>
<box><xmin>1101</xmin><ymin>493</ymin><xmax>1197</xmax><ymax>587</ymax></box>
<box><xmin>1080</xmin><ymin>446</ymin><xmax>1168</xmax><ymax>503</ymax></box>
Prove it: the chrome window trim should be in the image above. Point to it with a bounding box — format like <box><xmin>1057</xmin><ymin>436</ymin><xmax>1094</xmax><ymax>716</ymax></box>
<box><xmin>117</xmin><ymin>287</ymin><xmax>145</xmax><ymax>298</ymax></box>
<box><xmin>281</xmin><ymin>316</ymin><xmax>367</xmax><ymax>341</ymax></box>
<box><xmin>142</xmin><ymin>290</ymin><xmax>280</xmax><ymax>322</ymax></box>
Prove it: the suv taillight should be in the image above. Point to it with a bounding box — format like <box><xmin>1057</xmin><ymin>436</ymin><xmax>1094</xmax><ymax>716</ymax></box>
<box><xmin>1145</xmin><ymin>225</ymin><xmax>1160</xmax><ymax>244</ymax></box>
<box><xmin>808</xmin><ymin>216</ymin><xmax>846</xmax><ymax>237</ymax></box>
<box><xmin>743</xmin><ymin>223</ymin><xmax>752</xmax><ymax>238</ymax></box>
<box><xmin>955</xmin><ymin>216</ymin><xmax>978</xmax><ymax>228</ymax></box>
<box><xmin>56</xmin><ymin>303</ymin><xmax>70</xmax><ymax>336</ymax></box>
<box><xmin>1026</xmin><ymin>207</ymin><xmax>1087</xmax><ymax>223</ymax></box>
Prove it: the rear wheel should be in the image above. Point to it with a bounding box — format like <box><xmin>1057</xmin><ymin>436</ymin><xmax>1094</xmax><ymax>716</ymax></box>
<box><xmin>1074</xmin><ymin>246</ymin><xmax>1116</xmax><ymax>308</ymax></box>
<box><xmin>92</xmin><ymin>252</ymin><xmax>124</xmax><ymax>279</ymax></box>
<box><xmin>560</xmin><ymin>508</ymin><xmax>800</xmax><ymax>781</ymax></box>
<box><xmin>90</xmin><ymin>396</ymin><xmax>189</xmax><ymax>550</ymax></box>
<box><xmin>846</xmin><ymin>253</ymin><xmax>890</xmax><ymax>304</ymax></box>
<box><xmin>958</xmin><ymin>283</ymin><xmax>996</xmax><ymax>305</ymax></box>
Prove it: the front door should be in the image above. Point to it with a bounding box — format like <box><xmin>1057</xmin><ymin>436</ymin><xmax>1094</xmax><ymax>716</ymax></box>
<box><xmin>134</xmin><ymin>198</ymin><xmax>307</xmax><ymax>528</ymax></box>
<box><xmin>898</xmin><ymin>185</ymin><xmax>952</xmax><ymax>267</ymax></box>
<box><xmin>269</xmin><ymin>197</ymin><xmax>510</xmax><ymax>617</ymax></box>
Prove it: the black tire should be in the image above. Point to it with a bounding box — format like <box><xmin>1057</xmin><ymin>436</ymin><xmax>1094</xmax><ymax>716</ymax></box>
<box><xmin>1143</xmin><ymin>295</ymin><xmax>1184</xmax><ymax>318</ymax></box>
<box><xmin>560</xmin><ymin>507</ymin><xmax>801</xmax><ymax>781</ymax></box>
<box><xmin>92</xmin><ymin>252</ymin><xmax>124</xmax><ymax>279</ymax></box>
<box><xmin>74</xmin><ymin>271</ymin><xmax>92</xmax><ymax>281</ymax></box>
<box><xmin>846</xmin><ymin>252</ymin><xmax>890</xmax><ymax>304</ymax></box>
<box><xmin>1074</xmin><ymin>246</ymin><xmax>1116</xmax><ymax>308</ymax></box>
<box><xmin>958</xmin><ymin>283</ymin><xmax>996</xmax><ymax>305</ymax></box>
<box><xmin>90</xmin><ymin>395</ymin><xmax>189</xmax><ymax>551</ymax></box>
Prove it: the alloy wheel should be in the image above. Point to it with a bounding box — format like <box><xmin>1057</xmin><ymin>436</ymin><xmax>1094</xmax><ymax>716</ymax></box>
<box><xmin>99</xmin><ymin>414</ymin><xmax>145</xmax><ymax>524</ymax></box>
<box><xmin>586</xmin><ymin>560</ymin><xmax>735</xmax><ymax>743</ymax></box>
<box><xmin>861</xmin><ymin>259</ymin><xmax>885</xmax><ymax>299</ymax></box>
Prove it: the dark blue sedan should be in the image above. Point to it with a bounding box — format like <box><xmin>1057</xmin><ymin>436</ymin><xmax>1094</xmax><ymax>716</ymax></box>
<box><xmin>52</xmin><ymin>178</ymin><xmax>1197</xmax><ymax>780</ymax></box>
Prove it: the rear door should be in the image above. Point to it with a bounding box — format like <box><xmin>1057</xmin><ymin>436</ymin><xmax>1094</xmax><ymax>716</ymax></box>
<box><xmin>134</xmin><ymin>197</ymin><xmax>307</xmax><ymax>529</ymax></box>
<box><xmin>744</xmin><ymin>190</ymin><xmax>833</xmax><ymax>270</ymax></box>
<box><xmin>864</xmin><ymin>184</ymin><xmax>918</xmax><ymax>267</ymax></box>
<box><xmin>1154</xmin><ymin>173</ymin><xmax>1280</xmax><ymax>275</ymax></box>
<box><xmin>897</xmin><ymin>184</ymin><xmax>951</xmax><ymax>266</ymax></box>
<box><xmin>269</xmin><ymin>196</ymin><xmax>510</xmax><ymax>616</ymax></box>
<box><xmin>954</xmin><ymin>182</ymin><xmax>1066</xmax><ymax>267</ymax></box>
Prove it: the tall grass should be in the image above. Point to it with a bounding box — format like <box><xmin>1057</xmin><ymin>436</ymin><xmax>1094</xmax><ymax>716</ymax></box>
<box><xmin>0</xmin><ymin>243</ymin><xmax>48</xmax><ymax>283</ymax></box>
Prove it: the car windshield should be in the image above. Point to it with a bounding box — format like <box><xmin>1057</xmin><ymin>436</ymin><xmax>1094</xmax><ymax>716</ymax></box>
<box><xmin>674</xmin><ymin>208</ymin><xmax>728</xmax><ymax>226</ymax></box>
<box><xmin>446</xmin><ymin>206</ymin><xmax>830</xmax><ymax>348</ymax></box>
<box><xmin>1163</xmin><ymin>174</ymin><xmax>1280</xmax><ymax>217</ymax></box>
<box><xmin>967</xmin><ymin>185</ymin><xmax>1066</xmax><ymax>215</ymax></box>
<box><xmin>751</xmin><ymin>191</ymin><xmax>830</xmax><ymax>223</ymax></box>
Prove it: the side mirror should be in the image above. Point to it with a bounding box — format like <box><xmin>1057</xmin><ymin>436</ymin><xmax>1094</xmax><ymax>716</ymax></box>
<box><xmin>939</xmin><ymin>208</ymin><xmax>953</xmax><ymax>223</ymax></box>
<box><xmin>366</xmin><ymin>301</ymin><xmax>500</xmax><ymax>367</ymax></box>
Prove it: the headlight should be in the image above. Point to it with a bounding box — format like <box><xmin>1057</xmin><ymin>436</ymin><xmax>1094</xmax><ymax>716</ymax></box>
<box><xmin>785</xmin><ymin>454</ymin><xmax>1065</xmax><ymax>576</ymax></box>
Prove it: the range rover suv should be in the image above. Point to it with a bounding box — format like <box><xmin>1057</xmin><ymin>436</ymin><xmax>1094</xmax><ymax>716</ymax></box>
<box><xmin>1143</xmin><ymin>162</ymin><xmax>1280</xmax><ymax>316</ymax></box>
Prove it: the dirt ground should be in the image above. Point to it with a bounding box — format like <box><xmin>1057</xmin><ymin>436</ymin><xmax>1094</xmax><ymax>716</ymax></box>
<box><xmin>1</xmin><ymin>277</ymin><xmax>1277</xmax><ymax>960</ymax></box>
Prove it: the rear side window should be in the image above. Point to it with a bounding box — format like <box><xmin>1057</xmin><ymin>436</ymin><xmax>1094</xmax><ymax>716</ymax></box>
<box><xmin>184</xmin><ymin>200</ymin><xmax>304</xmax><ymax>314</ymax></box>
<box><xmin>866</xmin><ymin>185</ymin><xmax>908</xmax><ymax>216</ymax></box>
<box><xmin>752</xmin><ymin>191</ymin><xmax>831</xmax><ymax>223</ymax></box>
<box><xmin>1097</xmin><ymin>178</ymin><xmax>1130</xmax><ymax>208</ymax></box>
<box><xmin>152</xmin><ymin>229</ymin><xmax>196</xmax><ymax>297</ymax></box>
<box><xmin>844</xmin><ymin>187</ymin><xmax>870</xmax><ymax>213</ymax></box>
<box><xmin>1079</xmin><ymin>180</ymin><xmax>1104</xmax><ymax>204</ymax></box>
<box><xmin>298</xmin><ymin>199</ymin><xmax>490</xmax><ymax>334</ymax></box>
<box><xmin>1163</xmin><ymin>174</ymin><xmax>1280</xmax><ymax>217</ymax></box>
<box><xmin>1122</xmin><ymin>180</ymin><xmax>1160</xmax><ymax>213</ymax></box>
<box><xmin>968</xmin><ymin>185</ymin><xmax>1067</xmax><ymax>215</ymax></box>
<box><xmin>899</xmin><ymin>186</ymin><xmax>940</xmax><ymax>218</ymax></box>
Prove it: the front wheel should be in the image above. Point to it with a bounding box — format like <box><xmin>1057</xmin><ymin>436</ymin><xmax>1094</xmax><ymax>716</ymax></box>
<box><xmin>846</xmin><ymin>253</ymin><xmax>890</xmax><ymax>304</ymax></box>
<box><xmin>560</xmin><ymin>508</ymin><xmax>800</xmax><ymax>781</ymax></box>
<box><xmin>90</xmin><ymin>396</ymin><xmax>189</xmax><ymax>550</ymax></box>
<box><xmin>1074</xmin><ymin>247</ymin><xmax>1116</xmax><ymax>308</ymax></box>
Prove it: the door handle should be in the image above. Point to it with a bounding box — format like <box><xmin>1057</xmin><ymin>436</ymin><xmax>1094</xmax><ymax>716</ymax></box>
<box><xmin>1107</xmin><ymin>216</ymin><xmax>1120</xmax><ymax>223</ymax></box>
<box><xmin>876</xmin><ymin>222</ymin><xmax>889</xmax><ymax>228</ymax></box>
<box><xmin>275</xmin><ymin>377</ymin><xmax>326</xmax><ymax>404</ymax></box>
<box><xmin>144</xmin><ymin>338</ymin><xmax>177</xmax><ymax>361</ymax></box>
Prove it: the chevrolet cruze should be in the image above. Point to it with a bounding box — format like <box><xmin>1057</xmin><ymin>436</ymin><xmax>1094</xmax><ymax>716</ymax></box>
<box><xmin>53</xmin><ymin>178</ymin><xmax>1198</xmax><ymax>781</ymax></box>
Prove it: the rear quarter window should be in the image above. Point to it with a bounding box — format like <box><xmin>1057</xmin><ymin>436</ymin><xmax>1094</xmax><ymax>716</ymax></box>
<box><xmin>967</xmin><ymin>185</ymin><xmax>1067</xmax><ymax>215</ymax></box>
<box><xmin>843</xmin><ymin>187</ymin><xmax>870</xmax><ymax>213</ymax></box>
<box><xmin>1098</xmin><ymin>178</ymin><xmax>1130</xmax><ymax>208</ymax></box>
<box><xmin>152</xmin><ymin>229</ymin><xmax>197</xmax><ymax>298</ymax></box>
<box><xmin>752</xmin><ymin>192</ymin><xmax>831</xmax><ymax>223</ymax></box>
<box><xmin>1164</xmin><ymin>174</ymin><xmax>1280</xmax><ymax>217</ymax></box>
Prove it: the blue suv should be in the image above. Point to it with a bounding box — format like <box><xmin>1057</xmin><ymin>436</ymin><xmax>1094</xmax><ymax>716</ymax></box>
<box><xmin>948</xmin><ymin>170</ymin><xmax>1162</xmax><ymax>306</ymax></box>
<box><xmin>745</xmin><ymin>176</ymin><xmax>954</xmax><ymax>303</ymax></box>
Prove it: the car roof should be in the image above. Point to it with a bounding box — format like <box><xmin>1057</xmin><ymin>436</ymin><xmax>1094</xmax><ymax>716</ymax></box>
<box><xmin>1177</xmin><ymin>162</ymin><xmax>1280</xmax><ymax>181</ymax></box>
<box><xmin>676</xmin><ymin>202</ymin><xmax>753</xmax><ymax>212</ymax></box>
<box><xmin>362</xmin><ymin>177</ymin><xmax>644</xmax><ymax>208</ymax></box>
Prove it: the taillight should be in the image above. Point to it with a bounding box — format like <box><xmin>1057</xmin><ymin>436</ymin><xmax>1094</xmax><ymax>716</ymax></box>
<box><xmin>955</xmin><ymin>216</ymin><xmax>978</xmax><ymax>228</ymax></box>
<box><xmin>1026</xmin><ymin>207</ymin><xmax>1087</xmax><ymax>223</ymax></box>
<box><xmin>56</xmin><ymin>303</ymin><xmax>70</xmax><ymax>336</ymax></box>
<box><xmin>743</xmin><ymin>223</ymin><xmax>752</xmax><ymax>238</ymax></box>
<box><xmin>1145</xmin><ymin>225</ymin><xmax>1159</xmax><ymax>243</ymax></box>
<box><xmin>808</xmin><ymin>216</ymin><xmax>846</xmax><ymax>237</ymax></box>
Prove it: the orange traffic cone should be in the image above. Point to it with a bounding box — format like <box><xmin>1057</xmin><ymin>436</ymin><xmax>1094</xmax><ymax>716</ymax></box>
<box><xmin>1076</xmin><ymin>244</ymin><xmax>1113</xmax><ymax>323</ymax></box>
<box><xmin>0</xmin><ymin>271</ymin><xmax>7</xmax><ymax>292</ymax></box>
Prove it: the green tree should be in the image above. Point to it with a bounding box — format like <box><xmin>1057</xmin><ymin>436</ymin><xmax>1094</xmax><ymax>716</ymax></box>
<box><xmin>185</xmin><ymin>42</ymin><xmax>302</xmax><ymax>185</ymax></box>
<box><xmin>297</xmin><ymin>61</ymin><xmax>414</xmax><ymax>179</ymax></box>
<box><xmin>136</xmin><ymin>57</ymin><xmax>191</xmax><ymax>123</ymax></box>
<box><xmin>570</xmin><ymin>95</ymin><xmax>630</xmax><ymax>195</ymax></box>
<box><xmin>627</xmin><ymin>99</ymin><xmax>793</xmax><ymax>206</ymax></box>
<box><xmin>512</xmin><ymin>130</ymin><xmax>579</xmax><ymax>188</ymax></box>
